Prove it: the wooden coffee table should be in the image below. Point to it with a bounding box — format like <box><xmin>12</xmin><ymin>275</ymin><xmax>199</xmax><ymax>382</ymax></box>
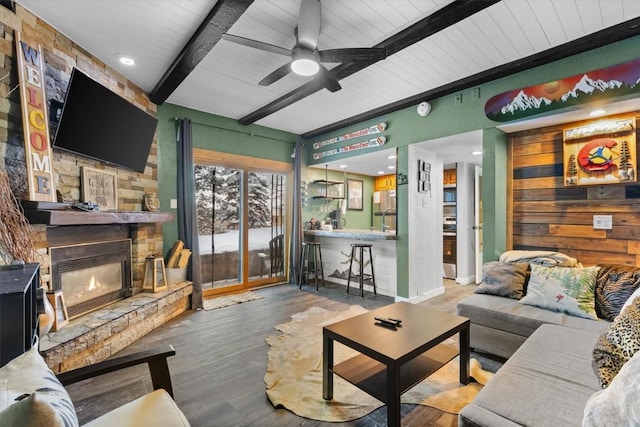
<box><xmin>322</xmin><ymin>302</ymin><xmax>470</xmax><ymax>427</ymax></box>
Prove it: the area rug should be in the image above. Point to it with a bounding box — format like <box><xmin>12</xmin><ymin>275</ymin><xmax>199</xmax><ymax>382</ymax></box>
<box><xmin>202</xmin><ymin>291</ymin><xmax>264</xmax><ymax>310</ymax></box>
<box><xmin>264</xmin><ymin>305</ymin><xmax>493</xmax><ymax>422</ymax></box>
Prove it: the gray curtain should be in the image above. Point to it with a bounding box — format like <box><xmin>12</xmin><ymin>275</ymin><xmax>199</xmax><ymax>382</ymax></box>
<box><xmin>289</xmin><ymin>140</ymin><xmax>303</xmax><ymax>285</ymax></box>
<box><xmin>177</xmin><ymin>118</ymin><xmax>203</xmax><ymax>309</ymax></box>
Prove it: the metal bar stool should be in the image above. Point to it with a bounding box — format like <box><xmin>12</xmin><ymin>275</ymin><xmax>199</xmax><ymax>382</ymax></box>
<box><xmin>298</xmin><ymin>242</ymin><xmax>325</xmax><ymax>291</ymax></box>
<box><xmin>346</xmin><ymin>243</ymin><xmax>377</xmax><ymax>298</ymax></box>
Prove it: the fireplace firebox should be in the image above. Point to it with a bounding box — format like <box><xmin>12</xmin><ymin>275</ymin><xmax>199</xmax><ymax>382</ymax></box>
<box><xmin>49</xmin><ymin>239</ymin><xmax>132</xmax><ymax>318</ymax></box>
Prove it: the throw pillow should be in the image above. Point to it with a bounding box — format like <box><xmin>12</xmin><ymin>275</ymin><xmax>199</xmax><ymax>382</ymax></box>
<box><xmin>594</xmin><ymin>264</ymin><xmax>640</xmax><ymax>321</ymax></box>
<box><xmin>519</xmin><ymin>264</ymin><xmax>599</xmax><ymax>319</ymax></box>
<box><xmin>583</xmin><ymin>350</ymin><xmax>640</xmax><ymax>426</ymax></box>
<box><xmin>592</xmin><ymin>299</ymin><xmax>640</xmax><ymax>388</ymax></box>
<box><xmin>620</xmin><ymin>287</ymin><xmax>640</xmax><ymax>315</ymax></box>
<box><xmin>474</xmin><ymin>261</ymin><xmax>529</xmax><ymax>299</ymax></box>
<box><xmin>0</xmin><ymin>345</ymin><xmax>78</xmax><ymax>426</ymax></box>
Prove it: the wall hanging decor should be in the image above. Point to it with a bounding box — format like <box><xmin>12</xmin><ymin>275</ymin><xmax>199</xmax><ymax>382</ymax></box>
<box><xmin>485</xmin><ymin>57</ymin><xmax>640</xmax><ymax>123</ymax></box>
<box><xmin>563</xmin><ymin>117</ymin><xmax>636</xmax><ymax>186</ymax></box>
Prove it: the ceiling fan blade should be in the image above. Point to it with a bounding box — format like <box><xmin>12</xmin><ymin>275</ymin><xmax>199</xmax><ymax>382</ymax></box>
<box><xmin>258</xmin><ymin>63</ymin><xmax>292</xmax><ymax>86</ymax></box>
<box><xmin>319</xmin><ymin>47</ymin><xmax>387</xmax><ymax>63</ymax></box>
<box><xmin>316</xmin><ymin>64</ymin><xmax>341</xmax><ymax>92</ymax></box>
<box><xmin>221</xmin><ymin>33</ymin><xmax>291</xmax><ymax>57</ymax></box>
<box><xmin>297</xmin><ymin>0</ymin><xmax>321</xmax><ymax>49</ymax></box>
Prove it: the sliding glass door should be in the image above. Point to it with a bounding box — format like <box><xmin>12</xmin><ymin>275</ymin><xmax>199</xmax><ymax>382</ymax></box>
<box><xmin>194</xmin><ymin>150</ymin><xmax>291</xmax><ymax>295</ymax></box>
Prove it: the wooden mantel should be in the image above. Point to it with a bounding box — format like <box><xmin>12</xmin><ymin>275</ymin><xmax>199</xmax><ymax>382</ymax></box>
<box><xmin>23</xmin><ymin>209</ymin><xmax>174</xmax><ymax>226</ymax></box>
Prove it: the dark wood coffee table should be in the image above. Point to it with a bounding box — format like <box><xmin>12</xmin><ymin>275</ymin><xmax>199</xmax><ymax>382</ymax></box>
<box><xmin>322</xmin><ymin>302</ymin><xmax>470</xmax><ymax>427</ymax></box>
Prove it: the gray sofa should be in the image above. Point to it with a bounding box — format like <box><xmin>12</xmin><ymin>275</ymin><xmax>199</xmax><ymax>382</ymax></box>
<box><xmin>458</xmin><ymin>323</ymin><xmax>602</xmax><ymax>426</ymax></box>
<box><xmin>456</xmin><ymin>292</ymin><xmax>610</xmax><ymax>359</ymax></box>
<box><xmin>456</xmin><ymin>260</ymin><xmax>640</xmax><ymax>426</ymax></box>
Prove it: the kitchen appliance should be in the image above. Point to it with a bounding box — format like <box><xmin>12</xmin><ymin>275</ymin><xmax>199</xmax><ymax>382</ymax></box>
<box><xmin>372</xmin><ymin>190</ymin><xmax>396</xmax><ymax>231</ymax></box>
<box><xmin>443</xmin><ymin>215</ymin><xmax>456</xmax><ymax>279</ymax></box>
<box><xmin>329</xmin><ymin>209</ymin><xmax>345</xmax><ymax>229</ymax></box>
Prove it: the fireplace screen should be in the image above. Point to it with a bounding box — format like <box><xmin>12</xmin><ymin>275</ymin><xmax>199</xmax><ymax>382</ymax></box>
<box><xmin>50</xmin><ymin>239</ymin><xmax>132</xmax><ymax>318</ymax></box>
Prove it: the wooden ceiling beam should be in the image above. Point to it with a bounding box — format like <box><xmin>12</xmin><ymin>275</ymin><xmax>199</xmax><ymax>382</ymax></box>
<box><xmin>302</xmin><ymin>16</ymin><xmax>640</xmax><ymax>139</ymax></box>
<box><xmin>150</xmin><ymin>0</ymin><xmax>254</xmax><ymax>105</ymax></box>
<box><xmin>238</xmin><ymin>0</ymin><xmax>500</xmax><ymax>126</ymax></box>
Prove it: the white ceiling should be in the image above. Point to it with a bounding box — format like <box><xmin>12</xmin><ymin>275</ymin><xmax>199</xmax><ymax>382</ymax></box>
<box><xmin>15</xmin><ymin>0</ymin><xmax>640</xmax><ymax>175</ymax></box>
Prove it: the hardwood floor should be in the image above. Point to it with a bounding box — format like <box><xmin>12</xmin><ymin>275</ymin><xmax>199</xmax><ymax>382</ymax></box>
<box><xmin>66</xmin><ymin>280</ymin><xmax>476</xmax><ymax>426</ymax></box>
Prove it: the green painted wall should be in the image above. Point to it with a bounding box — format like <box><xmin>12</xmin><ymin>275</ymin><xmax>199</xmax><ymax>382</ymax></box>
<box><xmin>154</xmin><ymin>36</ymin><xmax>640</xmax><ymax>294</ymax></box>
<box><xmin>156</xmin><ymin>103</ymin><xmax>296</xmax><ymax>255</ymax></box>
<box><xmin>302</xmin><ymin>36</ymin><xmax>640</xmax><ymax>294</ymax></box>
<box><xmin>301</xmin><ymin>167</ymin><xmax>373</xmax><ymax>229</ymax></box>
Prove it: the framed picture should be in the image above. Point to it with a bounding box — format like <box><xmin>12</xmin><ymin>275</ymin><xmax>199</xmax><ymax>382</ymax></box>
<box><xmin>347</xmin><ymin>179</ymin><xmax>363</xmax><ymax>211</ymax></box>
<box><xmin>81</xmin><ymin>166</ymin><xmax>118</xmax><ymax>210</ymax></box>
<box><xmin>47</xmin><ymin>290</ymin><xmax>69</xmax><ymax>331</ymax></box>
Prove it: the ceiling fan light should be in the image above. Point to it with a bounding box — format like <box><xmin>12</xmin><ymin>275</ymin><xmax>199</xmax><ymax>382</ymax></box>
<box><xmin>291</xmin><ymin>58</ymin><xmax>319</xmax><ymax>76</ymax></box>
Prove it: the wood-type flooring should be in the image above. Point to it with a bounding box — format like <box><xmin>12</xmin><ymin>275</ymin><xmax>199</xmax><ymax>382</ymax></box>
<box><xmin>66</xmin><ymin>280</ymin><xmax>477</xmax><ymax>426</ymax></box>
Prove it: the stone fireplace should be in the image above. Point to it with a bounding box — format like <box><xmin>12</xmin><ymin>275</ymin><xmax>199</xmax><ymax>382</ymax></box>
<box><xmin>49</xmin><ymin>239</ymin><xmax>132</xmax><ymax>318</ymax></box>
<box><xmin>24</xmin><ymin>208</ymin><xmax>193</xmax><ymax>373</ymax></box>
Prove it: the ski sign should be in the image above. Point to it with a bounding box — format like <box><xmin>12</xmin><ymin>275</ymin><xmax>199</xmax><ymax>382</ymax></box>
<box><xmin>312</xmin><ymin>123</ymin><xmax>386</xmax><ymax>150</ymax></box>
<box><xmin>312</xmin><ymin>136</ymin><xmax>387</xmax><ymax>160</ymax></box>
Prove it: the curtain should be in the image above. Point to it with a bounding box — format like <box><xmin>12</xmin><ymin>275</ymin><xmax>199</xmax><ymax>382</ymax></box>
<box><xmin>177</xmin><ymin>118</ymin><xmax>203</xmax><ymax>309</ymax></box>
<box><xmin>289</xmin><ymin>139</ymin><xmax>303</xmax><ymax>285</ymax></box>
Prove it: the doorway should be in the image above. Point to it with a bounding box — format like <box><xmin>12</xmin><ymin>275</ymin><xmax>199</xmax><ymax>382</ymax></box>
<box><xmin>193</xmin><ymin>149</ymin><xmax>292</xmax><ymax>296</ymax></box>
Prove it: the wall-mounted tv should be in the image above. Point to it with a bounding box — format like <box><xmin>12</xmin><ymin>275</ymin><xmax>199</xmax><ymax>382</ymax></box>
<box><xmin>52</xmin><ymin>68</ymin><xmax>158</xmax><ymax>173</ymax></box>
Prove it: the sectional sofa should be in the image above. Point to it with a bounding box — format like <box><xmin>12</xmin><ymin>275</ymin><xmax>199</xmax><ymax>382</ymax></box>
<box><xmin>456</xmin><ymin>253</ymin><xmax>640</xmax><ymax>426</ymax></box>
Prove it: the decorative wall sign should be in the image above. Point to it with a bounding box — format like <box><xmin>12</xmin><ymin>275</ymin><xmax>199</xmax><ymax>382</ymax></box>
<box><xmin>417</xmin><ymin>159</ymin><xmax>431</xmax><ymax>195</ymax></box>
<box><xmin>563</xmin><ymin>118</ymin><xmax>636</xmax><ymax>186</ymax></box>
<box><xmin>16</xmin><ymin>32</ymin><xmax>56</xmax><ymax>201</ymax></box>
<box><xmin>81</xmin><ymin>166</ymin><xmax>118</xmax><ymax>210</ymax></box>
<box><xmin>312</xmin><ymin>136</ymin><xmax>387</xmax><ymax>160</ymax></box>
<box><xmin>485</xmin><ymin>57</ymin><xmax>640</xmax><ymax>122</ymax></box>
<box><xmin>347</xmin><ymin>179</ymin><xmax>363</xmax><ymax>210</ymax></box>
<box><xmin>312</xmin><ymin>123</ymin><xmax>386</xmax><ymax>150</ymax></box>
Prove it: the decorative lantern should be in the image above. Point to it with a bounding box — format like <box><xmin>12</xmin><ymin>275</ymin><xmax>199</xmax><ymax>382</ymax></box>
<box><xmin>143</xmin><ymin>255</ymin><xmax>167</xmax><ymax>292</ymax></box>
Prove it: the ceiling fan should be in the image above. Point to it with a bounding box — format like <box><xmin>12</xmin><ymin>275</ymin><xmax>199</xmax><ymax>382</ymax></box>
<box><xmin>221</xmin><ymin>0</ymin><xmax>387</xmax><ymax>92</ymax></box>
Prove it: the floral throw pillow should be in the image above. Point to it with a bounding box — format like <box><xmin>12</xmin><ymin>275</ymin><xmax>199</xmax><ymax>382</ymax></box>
<box><xmin>474</xmin><ymin>261</ymin><xmax>529</xmax><ymax>299</ymax></box>
<box><xmin>519</xmin><ymin>264</ymin><xmax>599</xmax><ymax>319</ymax></box>
<box><xmin>592</xmin><ymin>299</ymin><xmax>640</xmax><ymax>388</ymax></box>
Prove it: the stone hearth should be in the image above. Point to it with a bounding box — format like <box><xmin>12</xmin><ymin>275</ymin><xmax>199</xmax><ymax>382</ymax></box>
<box><xmin>41</xmin><ymin>281</ymin><xmax>192</xmax><ymax>373</ymax></box>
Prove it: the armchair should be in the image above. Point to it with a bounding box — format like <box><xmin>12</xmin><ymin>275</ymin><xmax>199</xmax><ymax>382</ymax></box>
<box><xmin>0</xmin><ymin>344</ymin><xmax>190</xmax><ymax>427</ymax></box>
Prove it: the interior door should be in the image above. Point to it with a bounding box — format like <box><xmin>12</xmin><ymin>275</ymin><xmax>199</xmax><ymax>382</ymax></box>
<box><xmin>474</xmin><ymin>165</ymin><xmax>483</xmax><ymax>283</ymax></box>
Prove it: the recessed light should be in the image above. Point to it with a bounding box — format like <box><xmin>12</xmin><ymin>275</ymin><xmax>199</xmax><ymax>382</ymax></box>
<box><xmin>116</xmin><ymin>54</ymin><xmax>135</xmax><ymax>66</ymax></box>
<box><xmin>388</xmin><ymin>165</ymin><xmax>395</xmax><ymax>170</ymax></box>
<box><xmin>590</xmin><ymin>109</ymin><xmax>606</xmax><ymax>117</ymax></box>
<box><xmin>472</xmin><ymin>151</ymin><xmax>482</xmax><ymax>155</ymax></box>
<box><xmin>377</xmin><ymin>171</ymin><xmax>385</xmax><ymax>175</ymax></box>
<box><xmin>387</xmin><ymin>155</ymin><xmax>396</xmax><ymax>159</ymax></box>
<box><xmin>339</xmin><ymin>164</ymin><xmax>347</xmax><ymax>169</ymax></box>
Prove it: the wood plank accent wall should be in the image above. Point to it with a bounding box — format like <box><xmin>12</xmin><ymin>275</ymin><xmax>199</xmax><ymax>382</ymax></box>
<box><xmin>508</xmin><ymin>113</ymin><xmax>640</xmax><ymax>267</ymax></box>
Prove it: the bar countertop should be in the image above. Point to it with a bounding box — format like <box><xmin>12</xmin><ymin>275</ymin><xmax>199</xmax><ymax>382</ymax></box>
<box><xmin>304</xmin><ymin>228</ymin><xmax>397</xmax><ymax>241</ymax></box>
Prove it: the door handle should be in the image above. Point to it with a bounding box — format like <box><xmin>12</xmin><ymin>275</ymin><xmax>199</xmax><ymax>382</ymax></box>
<box><xmin>472</xmin><ymin>226</ymin><xmax>483</xmax><ymax>230</ymax></box>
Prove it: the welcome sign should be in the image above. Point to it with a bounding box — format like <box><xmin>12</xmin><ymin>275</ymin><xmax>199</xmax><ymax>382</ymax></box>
<box><xmin>16</xmin><ymin>32</ymin><xmax>56</xmax><ymax>201</ymax></box>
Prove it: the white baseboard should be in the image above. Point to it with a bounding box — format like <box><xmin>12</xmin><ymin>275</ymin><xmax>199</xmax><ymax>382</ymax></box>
<box><xmin>395</xmin><ymin>285</ymin><xmax>445</xmax><ymax>304</ymax></box>
<box><xmin>456</xmin><ymin>275</ymin><xmax>476</xmax><ymax>285</ymax></box>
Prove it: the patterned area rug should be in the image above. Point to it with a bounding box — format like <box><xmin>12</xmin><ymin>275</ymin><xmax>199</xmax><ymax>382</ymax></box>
<box><xmin>264</xmin><ymin>305</ymin><xmax>493</xmax><ymax>422</ymax></box>
<box><xmin>202</xmin><ymin>291</ymin><xmax>264</xmax><ymax>311</ymax></box>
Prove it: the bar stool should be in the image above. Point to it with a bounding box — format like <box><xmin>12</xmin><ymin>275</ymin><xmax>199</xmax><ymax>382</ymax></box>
<box><xmin>347</xmin><ymin>243</ymin><xmax>377</xmax><ymax>298</ymax></box>
<box><xmin>298</xmin><ymin>242</ymin><xmax>325</xmax><ymax>291</ymax></box>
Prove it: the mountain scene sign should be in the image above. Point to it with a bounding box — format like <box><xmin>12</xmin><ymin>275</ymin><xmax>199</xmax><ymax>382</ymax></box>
<box><xmin>485</xmin><ymin>57</ymin><xmax>640</xmax><ymax>122</ymax></box>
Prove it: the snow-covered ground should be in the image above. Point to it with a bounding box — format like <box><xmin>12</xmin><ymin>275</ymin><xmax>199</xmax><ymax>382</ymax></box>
<box><xmin>198</xmin><ymin>227</ymin><xmax>282</xmax><ymax>254</ymax></box>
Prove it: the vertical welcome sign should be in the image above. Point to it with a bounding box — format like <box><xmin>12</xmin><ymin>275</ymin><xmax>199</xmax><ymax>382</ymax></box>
<box><xmin>16</xmin><ymin>32</ymin><xmax>56</xmax><ymax>201</ymax></box>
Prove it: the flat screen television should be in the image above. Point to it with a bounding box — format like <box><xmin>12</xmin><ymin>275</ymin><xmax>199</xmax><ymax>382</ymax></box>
<box><xmin>52</xmin><ymin>68</ymin><xmax>158</xmax><ymax>173</ymax></box>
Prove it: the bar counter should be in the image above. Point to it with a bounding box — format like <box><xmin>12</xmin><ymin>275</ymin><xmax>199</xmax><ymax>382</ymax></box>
<box><xmin>303</xmin><ymin>228</ymin><xmax>397</xmax><ymax>241</ymax></box>
<box><xmin>303</xmin><ymin>228</ymin><xmax>397</xmax><ymax>297</ymax></box>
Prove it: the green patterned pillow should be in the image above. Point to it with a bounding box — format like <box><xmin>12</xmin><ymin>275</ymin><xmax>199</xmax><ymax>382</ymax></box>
<box><xmin>519</xmin><ymin>264</ymin><xmax>599</xmax><ymax>319</ymax></box>
<box><xmin>0</xmin><ymin>345</ymin><xmax>78</xmax><ymax>426</ymax></box>
<box><xmin>592</xmin><ymin>299</ymin><xmax>640</xmax><ymax>388</ymax></box>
